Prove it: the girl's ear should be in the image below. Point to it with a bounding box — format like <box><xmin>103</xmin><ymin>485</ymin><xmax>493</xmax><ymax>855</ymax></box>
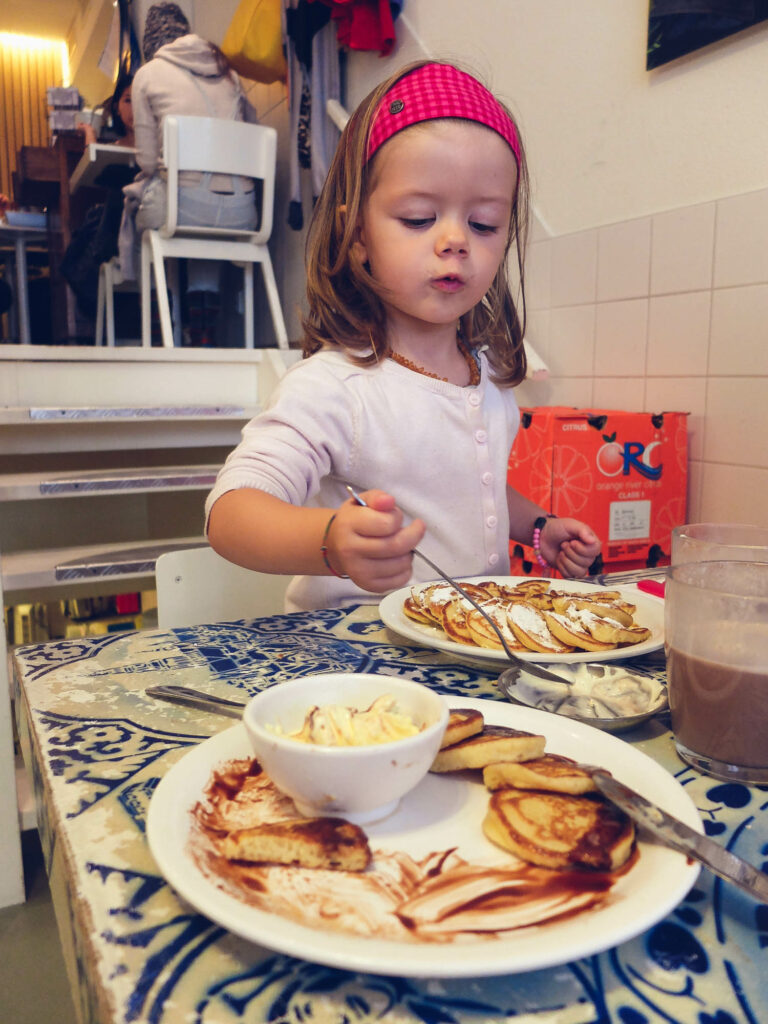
<box><xmin>339</xmin><ymin>204</ymin><xmax>369</xmax><ymax>266</ymax></box>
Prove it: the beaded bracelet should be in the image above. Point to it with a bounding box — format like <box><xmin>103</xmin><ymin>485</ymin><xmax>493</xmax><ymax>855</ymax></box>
<box><xmin>320</xmin><ymin>513</ymin><xmax>350</xmax><ymax>579</ymax></box>
<box><xmin>532</xmin><ymin>514</ymin><xmax>557</xmax><ymax>569</ymax></box>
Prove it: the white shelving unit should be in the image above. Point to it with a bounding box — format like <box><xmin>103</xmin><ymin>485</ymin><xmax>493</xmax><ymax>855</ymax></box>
<box><xmin>1</xmin><ymin>343</ymin><xmax>297</xmax><ymax>907</ymax></box>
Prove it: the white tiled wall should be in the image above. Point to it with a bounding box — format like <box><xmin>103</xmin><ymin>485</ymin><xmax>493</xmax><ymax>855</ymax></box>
<box><xmin>516</xmin><ymin>186</ymin><xmax>768</xmax><ymax>528</ymax></box>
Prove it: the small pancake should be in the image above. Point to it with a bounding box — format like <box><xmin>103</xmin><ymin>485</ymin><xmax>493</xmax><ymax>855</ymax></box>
<box><xmin>513</xmin><ymin>579</ymin><xmax>551</xmax><ymax>596</ymax></box>
<box><xmin>403</xmin><ymin>595</ymin><xmax>435</xmax><ymax>625</ymax></box>
<box><xmin>543</xmin><ymin>609</ymin><xmax>617</xmax><ymax>653</ymax></box>
<box><xmin>512</xmin><ymin>591</ymin><xmax>554</xmax><ymax>610</ymax></box>
<box><xmin>440</xmin><ymin>598</ymin><xmax>477</xmax><ymax>645</ymax></box>
<box><xmin>465</xmin><ymin>600</ymin><xmax>526</xmax><ymax>651</ymax></box>
<box><xmin>550</xmin><ymin>596</ymin><xmax>635</xmax><ymax>628</ymax></box>
<box><xmin>483</xmin><ymin>755</ymin><xmax>598</xmax><ymax>795</ymax></box>
<box><xmin>549</xmin><ymin>589</ymin><xmax>623</xmax><ymax>603</ymax></box>
<box><xmin>416</xmin><ymin>582</ymin><xmax>461</xmax><ymax>625</ymax></box>
<box><xmin>507</xmin><ymin>602</ymin><xmax>573</xmax><ymax>654</ymax></box>
<box><xmin>483</xmin><ymin>789</ymin><xmax>635</xmax><ymax>870</ymax></box>
<box><xmin>440</xmin><ymin>707</ymin><xmax>485</xmax><ymax>749</ymax></box>
<box><xmin>431</xmin><ymin>725</ymin><xmax>546</xmax><ymax>772</ymax></box>
<box><xmin>474</xmin><ymin>580</ymin><xmax>511</xmax><ymax>599</ymax></box>
<box><xmin>586</xmin><ymin>618</ymin><xmax>652</xmax><ymax>646</ymax></box>
<box><xmin>221</xmin><ymin>817</ymin><xmax>371</xmax><ymax>871</ymax></box>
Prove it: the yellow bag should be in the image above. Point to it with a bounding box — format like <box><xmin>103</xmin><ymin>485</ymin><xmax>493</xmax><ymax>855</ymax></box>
<box><xmin>221</xmin><ymin>0</ymin><xmax>287</xmax><ymax>85</ymax></box>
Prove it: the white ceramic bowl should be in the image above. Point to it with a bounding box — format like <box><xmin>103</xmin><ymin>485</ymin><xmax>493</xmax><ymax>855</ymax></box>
<box><xmin>243</xmin><ymin>673</ymin><xmax>449</xmax><ymax>824</ymax></box>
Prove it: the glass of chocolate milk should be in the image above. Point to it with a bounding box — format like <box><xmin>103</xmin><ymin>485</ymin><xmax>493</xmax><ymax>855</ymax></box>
<box><xmin>665</xmin><ymin>560</ymin><xmax>768</xmax><ymax>784</ymax></box>
<box><xmin>672</xmin><ymin>523</ymin><xmax>768</xmax><ymax>564</ymax></box>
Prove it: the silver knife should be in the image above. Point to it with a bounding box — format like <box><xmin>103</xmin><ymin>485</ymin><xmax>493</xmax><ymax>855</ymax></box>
<box><xmin>592</xmin><ymin>769</ymin><xmax>768</xmax><ymax>904</ymax></box>
<box><xmin>146</xmin><ymin>685</ymin><xmax>246</xmax><ymax>719</ymax></box>
<box><xmin>585</xmin><ymin>567</ymin><xmax>667</xmax><ymax>586</ymax></box>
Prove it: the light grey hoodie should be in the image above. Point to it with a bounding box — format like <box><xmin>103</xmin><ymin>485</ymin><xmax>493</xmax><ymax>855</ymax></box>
<box><xmin>131</xmin><ymin>33</ymin><xmax>257</xmax><ymax>188</ymax></box>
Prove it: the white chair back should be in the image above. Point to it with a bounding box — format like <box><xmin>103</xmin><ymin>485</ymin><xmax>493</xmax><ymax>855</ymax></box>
<box><xmin>162</xmin><ymin>115</ymin><xmax>276</xmax><ymax>245</ymax></box>
<box><xmin>155</xmin><ymin>545</ymin><xmax>289</xmax><ymax>628</ymax></box>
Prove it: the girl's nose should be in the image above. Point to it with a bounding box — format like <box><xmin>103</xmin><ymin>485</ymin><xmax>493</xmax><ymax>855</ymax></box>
<box><xmin>435</xmin><ymin>220</ymin><xmax>468</xmax><ymax>255</ymax></box>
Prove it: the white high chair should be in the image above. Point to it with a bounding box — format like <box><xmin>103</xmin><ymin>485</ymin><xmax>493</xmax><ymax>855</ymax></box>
<box><xmin>155</xmin><ymin>545</ymin><xmax>290</xmax><ymax>628</ymax></box>
<box><xmin>139</xmin><ymin>115</ymin><xmax>288</xmax><ymax>349</ymax></box>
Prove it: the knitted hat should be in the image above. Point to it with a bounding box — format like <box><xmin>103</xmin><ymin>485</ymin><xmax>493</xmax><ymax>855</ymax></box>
<box><xmin>142</xmin><ymin>3</ymin><xmax>191</xmax><ymax>62</ymax></box>
<box><xmin>367</xmin><ymin>63</ymin><xmax>520</xmax><ymax>164</ymax></box>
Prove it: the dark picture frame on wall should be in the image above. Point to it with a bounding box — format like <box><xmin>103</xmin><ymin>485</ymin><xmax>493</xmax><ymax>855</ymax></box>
<box><xmin>647</xmin><ymin>0</ymin><xmax>768</xmax><ymax>69</ymax></box>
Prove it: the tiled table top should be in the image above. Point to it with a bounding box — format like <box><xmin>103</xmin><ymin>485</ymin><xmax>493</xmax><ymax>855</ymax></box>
<box><xmin>12</xmin><ymin>603</ymin><xmax>768</xmax><ymax>1024</ymax></box>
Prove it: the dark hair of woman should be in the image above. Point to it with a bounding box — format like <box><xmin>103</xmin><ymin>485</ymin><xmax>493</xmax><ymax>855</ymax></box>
<box><xmin>108</xmin><ymin>73</ymin><xmax>133</xmax><ymax>136</ymax></box>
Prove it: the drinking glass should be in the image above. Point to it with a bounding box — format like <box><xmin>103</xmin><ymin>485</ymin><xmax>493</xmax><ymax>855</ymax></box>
<box><xmin>665</xmin><ymin>560</ymin><xmax>768</xmax><ymax>784</ymax></box>
<box><xmin>672</xmin><ymin>523</ymin><xmax>768</xmax><ymax>565</ymax></box>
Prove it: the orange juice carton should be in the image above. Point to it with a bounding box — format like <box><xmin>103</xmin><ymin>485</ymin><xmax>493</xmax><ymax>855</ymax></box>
<box><xmin>508</xmin><ymin>407</ymin><xmax>688</xmax><ymax>577</ymax></box>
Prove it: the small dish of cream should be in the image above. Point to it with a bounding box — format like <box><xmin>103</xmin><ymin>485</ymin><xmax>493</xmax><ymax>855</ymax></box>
<box><xmin>498</xmin><ymin>663</ymin><xmax>667</xmax><ymax>733</ymax></box>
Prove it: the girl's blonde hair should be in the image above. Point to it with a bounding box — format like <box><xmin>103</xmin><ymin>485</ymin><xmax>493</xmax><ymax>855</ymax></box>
<box><xmin>302</xmin><ymin>60</ymin><xmax>530</xmax><ymax>387</ymax></box>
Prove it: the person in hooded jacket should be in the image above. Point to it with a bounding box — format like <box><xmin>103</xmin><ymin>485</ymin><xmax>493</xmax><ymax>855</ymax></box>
<box><xmin>126</xmin><ymin>3</ymin><xmax>259</xmax><ymax>345</ymax></box>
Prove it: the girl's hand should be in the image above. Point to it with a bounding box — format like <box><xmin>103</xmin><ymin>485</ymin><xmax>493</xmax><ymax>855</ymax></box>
<box><xmin>324</xmin><ymin>489</ymin><xmax>425</xmax><ymax>593</ymax></box>
<box><xmin>539</xmin><ymin>518</ymin><xmax>601</xmax><ymax>579</ymax></box>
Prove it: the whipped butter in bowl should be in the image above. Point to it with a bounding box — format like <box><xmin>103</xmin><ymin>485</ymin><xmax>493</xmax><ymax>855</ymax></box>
<box><xmin>270</xmin><ymin>695</ymin><xmax>423</xmax><ymax>746</ymax></box>
<box><xmin>244</xmin><ymin>674</ymin><xmax>448</xmax><ymax>824</ymax></box>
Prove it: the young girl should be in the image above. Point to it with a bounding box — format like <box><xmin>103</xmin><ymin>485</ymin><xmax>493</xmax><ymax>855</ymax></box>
<box><xmin>206</xmin><ymin>60</ymin><xmax>601</xmax><ymax>612</ymax></box>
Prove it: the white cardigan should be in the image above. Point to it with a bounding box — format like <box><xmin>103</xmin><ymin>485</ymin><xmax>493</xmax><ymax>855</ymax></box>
<box><xmin>205</xmin><ymin>349</ymin><xmax>521</xmax><ymax>612</ymax></box>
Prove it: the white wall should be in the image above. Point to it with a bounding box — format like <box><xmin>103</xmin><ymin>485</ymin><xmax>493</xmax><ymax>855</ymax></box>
<box><xmin>347</xmin><ymin>1</ymin><xmax>768</xmax><ymax>234</ymax></box>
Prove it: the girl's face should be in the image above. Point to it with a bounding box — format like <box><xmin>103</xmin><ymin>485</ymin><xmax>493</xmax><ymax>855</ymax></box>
<box><xmin>117</xmin><ymin>86</ymin><xmax>133</xmax><ymax>130</ymax></box>
<box><xmin>355</xmin><ymin>120</ymin><xmax>517</xmax><ymax>343</ymax></box>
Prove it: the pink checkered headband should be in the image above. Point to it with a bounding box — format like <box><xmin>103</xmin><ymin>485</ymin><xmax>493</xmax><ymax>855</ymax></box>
<box><xmin>365</xmin><ymin>63</ymin><xmax>521</xmax><ymax>164</ymax></box>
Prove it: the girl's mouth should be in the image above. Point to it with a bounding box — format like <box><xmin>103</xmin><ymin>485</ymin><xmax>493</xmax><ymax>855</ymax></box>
<box><xmin>432</xmin><ymin>275</ymin><xmax>464</xmax><ymax>293</ymax></box>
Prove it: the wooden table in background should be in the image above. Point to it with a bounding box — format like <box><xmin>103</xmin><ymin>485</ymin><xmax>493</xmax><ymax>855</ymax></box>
<box><xmin>14</xmin><ymin>135</ymin><xmax>105</xmax><ymax>342</ymax></box>
<box><xmin>0</xmin><ymin>223</ymin><xmax>48</xmax><ymax>343</ymax></box>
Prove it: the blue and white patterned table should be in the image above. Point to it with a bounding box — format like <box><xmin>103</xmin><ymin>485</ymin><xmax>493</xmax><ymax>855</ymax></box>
<box><xmin>11</xmin><ymin>603</ymin><xmax>768</xmax><ymax>1024</ymax></box>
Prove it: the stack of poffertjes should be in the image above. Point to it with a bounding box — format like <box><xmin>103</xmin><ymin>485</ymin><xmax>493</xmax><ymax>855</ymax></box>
<box><xmin>434</xmin><ymin>706</ymin><xmax>635</xmax><ymax>871</ymax></box>
<box><xmin>404</xmin><ymin>578</ymin><xmax>652</xmax><ymax>654</ymax></box>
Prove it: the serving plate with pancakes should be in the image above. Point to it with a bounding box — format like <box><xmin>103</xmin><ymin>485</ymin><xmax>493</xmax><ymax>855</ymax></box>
<box><xmin>147</xmin><ymin>697</ymin><xmax>699</xmax><ymax>978</ymax></box>
<box><xmin>379</xmin><ymin>575</ymin><xmax>664</xmax><ymax>665</ymax></box>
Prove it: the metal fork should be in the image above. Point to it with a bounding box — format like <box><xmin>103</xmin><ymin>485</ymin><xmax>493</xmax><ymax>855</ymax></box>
<box><xmin>344</xmin><ymin>485</ymin><xmax>573</xmax><ymax>685</ymax></box>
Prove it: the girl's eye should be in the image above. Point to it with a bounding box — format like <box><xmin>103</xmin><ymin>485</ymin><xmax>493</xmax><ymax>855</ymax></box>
<box><xmin>400</xmin><ymin>217</ymin><xmax>434</xmax><ymax>228</ymax></box>
<box><xmin>470</xmin><ymin>221</ymin><xmax>498</xmax><ymax>234</ymax></box>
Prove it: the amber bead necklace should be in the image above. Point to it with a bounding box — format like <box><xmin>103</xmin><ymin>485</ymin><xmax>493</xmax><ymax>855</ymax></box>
<box><xmin>387</xmin><ymin>338</ymin><xmax>480</xmax><ymax>386</ymax></box>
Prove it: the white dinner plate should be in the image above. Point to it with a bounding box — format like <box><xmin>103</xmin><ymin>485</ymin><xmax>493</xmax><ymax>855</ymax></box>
<box><xmin>147</xmin><ymin>697</ymin><xmax>699</xmax><ymax>978</ymax></box>
<box><xmin>379</xmin><ymin>576</ymin><xmax>664</xmax><ymax>665</ymax></box>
